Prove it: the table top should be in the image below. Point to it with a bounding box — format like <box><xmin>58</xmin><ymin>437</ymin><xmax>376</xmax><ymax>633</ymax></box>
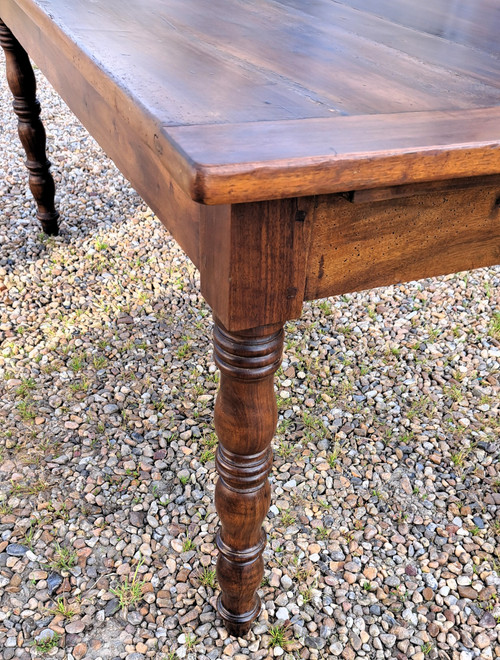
<box><xmin>4</xmin><ymin>0</ymin><xmax>500</xmax><ymax>203</ymax></box>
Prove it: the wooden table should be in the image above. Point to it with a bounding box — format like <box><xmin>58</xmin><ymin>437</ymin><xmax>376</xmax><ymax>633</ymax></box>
<box><xmin>1</xmin><ymin>0</ymin><xmax>499</xmax><ymax>637</ymax></box>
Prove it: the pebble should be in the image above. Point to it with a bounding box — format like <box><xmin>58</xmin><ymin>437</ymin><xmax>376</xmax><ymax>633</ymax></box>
<box><xmin>47</xmin><ymin>572</ymin><xmax>63</xmax><ymax>594</ymax></box>
<box><xmin>104</xmin><ymin>598</ymin><xmax>121</xmax><ymax>616</ymax></box>
<box><xmin>35</xmin><ymin>629</ymin><xmax>57</xmax><ymax>644</ymax></box>
<box><xmin>379</xmin><ymin>634</ymin><xmax>396</xmax><ymax>648</ymax></box>
<box><xmin>6</xmin><ymin>544</ymin><xmax>28</xmax><ymax>557</ymax></box>
<box><xmin>73</xmin><ymin>643</ymin><xmax>88</xmax><ymax>660</ymax></box>
<box><xmin>475</xmin><ymin>633</ymin><xmax>491</xmax><ymax>650</ymax></box>
<box><xmin>66</xmin><ymin>620</ymin><xmax>85</xmax><ymax>634</ymax></box>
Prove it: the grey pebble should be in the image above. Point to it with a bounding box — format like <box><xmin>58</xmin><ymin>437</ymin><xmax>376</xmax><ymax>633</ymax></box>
<box><xmin>46</xmin><ymin>572</ymin><xmax>63</xmax><ymax>594</ymax></box>
<box><xmin>6</xmin><ymin>543</ymin><xmax>28</xmax><ymax>557</ymax></box>
<box><xmin>472</xmin><ymin>516</ymin><xmax>485</xmax><ymax>529</ymax></box>
<box><xmin>379</xmin><ymin>633</ymin><xmax>396</xmax><ymax>648</ymax></box>
<box><xmin>35</xmin><ymin>629</ymin><xmax>57</xmax><ymax>643</ymax></box>
<box><xmin>127</xmin><ymin>611</ymin><xmax>143</xmax><ymax>625</ymax></box>
<box><xmin>104</xmin><ymin>598</ymin><xmax>121</xmax><ymax>617</ymax></box>
<box><xmin>305</xmin><ymin>636</ymin><xmax>326</xmax><ymax>650</ymax></box>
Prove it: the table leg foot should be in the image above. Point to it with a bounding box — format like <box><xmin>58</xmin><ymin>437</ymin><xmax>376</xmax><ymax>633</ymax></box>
<box><xmin>213</xmin><ymin>318</ymin><xmax>284</xmax><ymax>637</ymax></box>
<box><xmin>0</xmin><ymin>20</ymin><xmax>60</xmax><ymax>236</ymax></box>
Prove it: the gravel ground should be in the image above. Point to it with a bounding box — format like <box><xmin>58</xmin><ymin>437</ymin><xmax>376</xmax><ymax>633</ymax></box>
<box><xmin>0</xmin><ymin>64</ymin><xmax>499</xmax><ymax>660</ymax></box>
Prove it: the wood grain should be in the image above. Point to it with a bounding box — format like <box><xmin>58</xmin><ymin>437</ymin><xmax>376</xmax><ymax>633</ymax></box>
<box><xmin>279</xmin><ymin>0</ymin><xmax>500</xmax><ymax>89</ymax></box>
<box><xmin>200</xmin><ymin>199</ymin><xmax>313</xmax><ymax>331</ymax></box>
<box><xmin>168</xmin><ymin>109</ymin><xmax>500</xmax><ymax>204</ymax></box>
<box><xmin>3</xmin><ymin>0</ymin><xmax>500</xmax><ymax>204</ymax></box>
<box><xmin>0</xmin><ymin>18</ymin><xmax>59</xmax><ymax>234</ymax></box>
<box><xmin>349</xmin><ymin>174</ymin><xmax>500</xmax><ymax>204</ymax></box>
<box><xmin>305</xmin><ymin>185</ymin><xmax>500</xmax><ymax>300</ymax></box>
<box><xmin>338</xmin><ymin>0</ymin><xmax>500</xmax><ymax>56</ymax></box>
<box><xmin>213</xmin><ymin>319</ymin><xmax>283</xmax><ymax>637</ymax></box>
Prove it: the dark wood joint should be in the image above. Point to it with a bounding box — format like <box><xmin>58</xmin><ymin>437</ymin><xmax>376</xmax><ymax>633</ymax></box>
<box><xmin>200</xmin><ymin>199</ymin><xmax>313</xmax><ymax>332</ymax></box>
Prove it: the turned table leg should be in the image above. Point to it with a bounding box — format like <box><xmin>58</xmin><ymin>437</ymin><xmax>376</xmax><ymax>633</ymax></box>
<box><xmin>0</xmin><ymin>19</ymin><xmax>59</xmax><ymax>235</ymax></box>
<box><xmin>213</xmin><ymin>318</ymin><xmax>284</xmax><ymax>637</ymax></box>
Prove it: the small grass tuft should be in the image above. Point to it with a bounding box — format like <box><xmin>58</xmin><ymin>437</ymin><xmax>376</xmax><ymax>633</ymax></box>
<box><xmin>327</xmin><ymin>439</ymin><xmax>343</xmax><ymax>468</ymax></box>
<box><xmin>269</xmin><ymin>622</ymin><xmax>293</xmax><ymax>649</ymax></box>
<box><xmin>182</xmin><ymin>537</ymin><xmax>196</xmax><ymax>552</ymax></box>
<box><xmin>488</xmin><ymin>311</ymin><xmax>500</xmax><ymax>340</ymax></box>
<box><xmin>49</xmin><ymin>597</ymin><xmax>76</xmax><ymax>619</ymax></box>
<box><xmin>16</xmin><ymin>377</ymin><xmax>36</xmax><ymax>398</ymax></box>
<box><xmin>111</xmin><ymin>559</ymin><xmax>145</xmax><ymax>610</ymax></box>
<box><xmin>198</xmin><ymin>566</ymin><xmax>216</xmax><ymax>588</ymax></box>
<box><xmin>32</xmin><ymin>632</ymin><xmax>60</xmax><ymax>653</ymax></box>
<box><xmin>51</xmin><ymin>543</ymin><xmax>77</xmax><ymax>572</ymax></box>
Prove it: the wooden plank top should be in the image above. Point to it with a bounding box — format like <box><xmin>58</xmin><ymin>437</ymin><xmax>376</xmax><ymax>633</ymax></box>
<box><xmin>3</xmin><ymin>0</ymin><xmax>500</xmax><ymax>203</ymax></box>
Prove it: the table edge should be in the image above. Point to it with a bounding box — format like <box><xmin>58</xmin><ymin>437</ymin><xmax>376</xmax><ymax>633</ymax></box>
<box><xmin>165</xmin><ymin>108</ymin><xmax>500</xmax><ymax>204</ymax></box>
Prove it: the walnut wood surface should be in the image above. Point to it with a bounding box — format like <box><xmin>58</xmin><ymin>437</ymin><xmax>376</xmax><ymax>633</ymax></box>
<box><xmin>305</xmin><ymin>184</ymin><xmax>500</xmax><ymax>300</ymax></box>
<box><xmin>169</xmin><ymin>109</ymin><xmax>500</xmax><ymax>204</ymax></box>
<box><xmin>349</xmin><ymin>174</ymin><xmax>500</xmax><ymax>205</ymax></box>
<box><xmin>0</xmin><ymin>18</ymin><xmax>59</xmax><ymax>234</ymax></box>
<box><xmin>2</xmin><ymin>0</ymin><xmax>500</xmax><ymax>204</ymax></box>
<box><xmin>200</xmin><ymin>199</ymin><xmax>313</xmax><ymax>331</ymax></box>
<box><xmin>213</xmin><ymin>319</ymin><xmax>284</xmax><ymax>636</ymax></box>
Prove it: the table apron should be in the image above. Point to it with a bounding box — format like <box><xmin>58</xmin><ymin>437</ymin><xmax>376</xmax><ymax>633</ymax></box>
<box><xmin>305</xmin><ymin>184</ymin><xmax>500</xmax><ymax>300</ymax></box>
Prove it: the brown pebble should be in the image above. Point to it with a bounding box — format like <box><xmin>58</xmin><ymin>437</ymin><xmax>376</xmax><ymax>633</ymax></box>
<box><xmin>428</xmin><ymin>622</ymin><xmax>440</xmax><ymax>637</ymax></box>
<box><xmin>73</xmin><ymin>643</ymin><xmax>87</xmax><ymax>659</ymax></box>
<box><xmin>458</xmin><ymin>586</ymin><xmax>479</xmax><ymax>599</ymax></box>
<box><xmin>477</xmin><ymin>585</ymin><xmax>496</xmax><ymax>601</ymax></box>
<box><xmin>423</xmin><ymin>587</ymin><xmax>434</xmax><ymax>600</ymax></box>
<box><xmin>117</xmin><ymin>564</ymin><xmax>130</xmax><ymax>576</ymax></box>
<box><xmin>66</xmin><ymin>620</ymin><xmax>85</xmax><ymax>634</ymax></box>
<box><xmin>179</xmin><ymin>609</ymin><xmax>198</xmax><ymax>625</ymax></box>
<box><xmin>177</xmin><ymin>568</ymin><xmax>190</xmax><ymax>582</ymax></box>
<box><xmin>363</xmin><ymin>566</ymin><xmax>377</xmax><ymax>580</ymax></box>
<box><xmin>344</xmin><ymin>572</ymin><xmax>357</xmax><ymax>584</ymax></box>
<box><xmin>342</xmin><ymin>645</ymin><xmax>355</xmax><ymax>660</ymax></box>
<box><xmin>475</xmin><ymin>632</ymin><xmax>491</xmax><ymax>650</ymax></box>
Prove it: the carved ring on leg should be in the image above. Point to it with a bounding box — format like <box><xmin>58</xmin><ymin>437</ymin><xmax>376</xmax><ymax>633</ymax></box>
<box><xmin>213</xmin><ymin>319</ymin><xmax>284</xmax><ymax>636</ymax></box>
<box><xmin>0</xmin><ymin>20</ymin><xmax>59</xmax><ymax>235</ymax></box>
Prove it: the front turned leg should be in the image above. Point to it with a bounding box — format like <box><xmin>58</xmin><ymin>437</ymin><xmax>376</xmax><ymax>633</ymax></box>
<box><xmin>0</xmin><ymin>20</ymin><xmax>59</xmax><ymax>235</ymax></box>
<box><xmin>213</xmin><ymin>319</ymin><xmax>284</xmax><ymax>637</ymax></box>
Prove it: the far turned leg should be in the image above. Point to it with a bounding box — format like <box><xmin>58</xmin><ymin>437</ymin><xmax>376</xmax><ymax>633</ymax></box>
<box><xmin>213</xmin><ymin>318</ymin><xmax>284</xmax><ymax>637</ymax></box>
<box><xmin>0</xmin><ymin>20</ymin><xmax>59</xmax><ymax>235</ymax></box>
